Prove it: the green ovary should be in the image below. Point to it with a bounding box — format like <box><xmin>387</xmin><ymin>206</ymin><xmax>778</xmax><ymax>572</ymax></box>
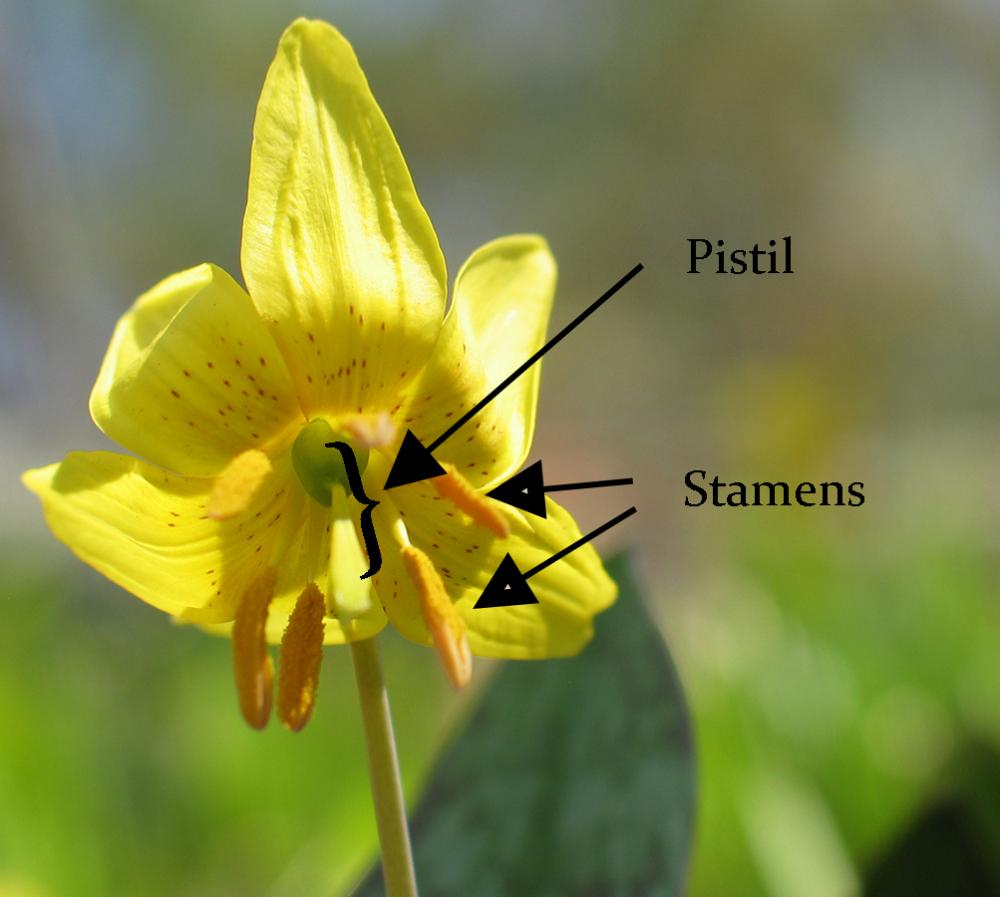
<box><xmin>291</xmin><ymin>419</ymin><xmax>369</xmax><ymax>506</ymax></box>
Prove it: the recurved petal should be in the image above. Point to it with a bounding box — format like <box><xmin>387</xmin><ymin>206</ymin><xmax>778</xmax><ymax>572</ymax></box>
<box><xmin>90</xmin><ymin>264</ymin><xmax>302</xmax><ymax>477</ymax></box>
<box><xmin>22</xmin><ymin>451</ymin><xmax>295</xmax><ymax>621</ymax></box>
<box><xmin>376</xmin><ymin>481</ymin><xmax>616</xmax><ymax>659</ymax></box>
<box><xmin>399</xmin><ymin>235</ymin><xmax>555</xmax><ymax>489</ymax></box>
<box><xmin>241</xmin><ymin>18</ymin><xmax>446</xmax><ymax>417</ymax></box>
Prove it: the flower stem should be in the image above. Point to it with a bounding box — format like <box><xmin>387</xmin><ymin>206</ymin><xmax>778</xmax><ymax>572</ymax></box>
<box><xmin>350</xmin><ymin>637</ymin><xmax>419</xmax><ymax>897</ymax></box>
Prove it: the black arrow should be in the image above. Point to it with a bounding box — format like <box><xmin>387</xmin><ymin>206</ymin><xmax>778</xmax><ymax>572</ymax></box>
<box><xmin>383</xmin><ymin>263</ymin><xmax>644</xmax><ymax>490</ymax></box>
<box><xmin>485</xmin><ymin>460</ymin><xmax>633</xmax><ymax>518</ymax></box>
<box><xmin>382</xmin><ymin>430</ymin><xmax>446</xmax><ymax>490</ymax></box>
<box><xmin>474</xmin><ymin>506</ymin><xmax>637</xmax><ymax>609</ymax></box>
<box><xmin>473</xmin><ymin>554</ymin><xmax>539</xmax><ymax>608</ymax></box>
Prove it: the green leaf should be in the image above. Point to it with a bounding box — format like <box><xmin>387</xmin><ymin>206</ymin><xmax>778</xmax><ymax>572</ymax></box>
<box><xmin>353</xmin><ymin>552</ymin><xmax>695</xmax><ymax>897</ymax></box>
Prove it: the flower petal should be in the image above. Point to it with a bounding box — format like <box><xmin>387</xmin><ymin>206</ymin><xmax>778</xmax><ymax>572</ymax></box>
<box><xmin>400</xmin><ymin>235</ymin><xmax>555</xmax><ymax>488</ymax></box>
<box><xmin>241</xmin><ymin>18</ymin><xmax>446</xmax><ymax>417</ymax></box>
<box><xmin>24</xmin><ymin>450</ymin><xmax>388</xmax><ymax>644</ymax></box>
<box><xmin>90</xmin><ymin>264</ymin><xmax>302</xmax><ymax>476</ymax></box>
<box><xmin>22</xmin><ymin>451</ymin><xmax>294</xmax><ymax>621</ymax></box>
<box><xmin>375</xmin><ymin>481</ymin><xmax>615</xmax><ymax>659</ymax></box>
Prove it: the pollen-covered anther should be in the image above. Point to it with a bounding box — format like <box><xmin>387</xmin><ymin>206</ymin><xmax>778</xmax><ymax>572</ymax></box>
<box><xmin>207</xmin><ymin>449</ymin><xmax>272</xmax><ymax>520</ymax></box>
<box><xmin>232</xmin><ymin>567</ymin><xmax>277</xmax><ymax>729</ymax></box>
<box><xmin>344</xmin><ymin>411</ymin><xmax>396</xmax><ymax>449</ymax></box>
<box><xmin>433</xmin><ymin>464</ymin><xmax>510</xmax><ymax>539</ymax></box>
<box><xmin>278</xmin><ymin>582</ymin><xmax>326</xmax><ymax>732</ymax></box>
<box><xmin>401</xmin><ymin>545</ymin><xmax>472</xmax><ymax>689</ymax></box>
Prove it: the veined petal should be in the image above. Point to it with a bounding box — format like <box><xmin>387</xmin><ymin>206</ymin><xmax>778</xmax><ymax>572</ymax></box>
<box><xmin>90</xmin><ymin>264</ymin><xmax>302</xmax><ymax>476</ymax></box>
<box><xmin>241</xmin><ymin>18</ymin><xmax>446</xmax><ymax>417</ymax></box>
<box><xmin>400</xmin><ymin>235</ymin><xmax>555</xmax><ymax>488</ymax></box>
<box><xmin>375</xmin><ymin>481</ymin><xmax>615</xmax><ymax>659</ymax></box>
<box><xmin>22</xmin><ymin>452</ymin><xmax>295</xmax><ymax>621</ymax></box>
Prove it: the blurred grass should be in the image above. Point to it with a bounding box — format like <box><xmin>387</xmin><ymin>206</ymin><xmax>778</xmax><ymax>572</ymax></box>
<box><xmin>0</xmin><ymin>558</ymin><xmax>455</xmax><ymax>897</ymax></box>
<box><xmin>671</xmin><ymin>451</ymin><xmax>1000</xmax><ymax>897</ymax></box>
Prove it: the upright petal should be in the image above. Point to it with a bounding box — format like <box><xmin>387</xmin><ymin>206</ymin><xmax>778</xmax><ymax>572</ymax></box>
<box><xmin>400</xmin><ymin>235</ymin><xmax>555</xmax><ymax>488</ymax></box>
<box><xmin>90</xmin><ymin>264</ymin><xmax>302</xmax><ymax>476</ymax></box>
<box><xmin>242</xmin><ymin>19</ymin><xmax>446</xmax><ymax>417</ymax></box>
<box><xmin>22</xmin><ymin>452</ymin><xmax>296</xmax><ymax>621</ymax></box>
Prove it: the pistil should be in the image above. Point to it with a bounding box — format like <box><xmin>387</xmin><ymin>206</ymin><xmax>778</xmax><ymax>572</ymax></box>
<box><xmin>329</xmin><ymin>485</ymin><xmax>375</xmax><ymax>620</ymax></box>
<box><xmin>291</xmin><ymin>418</ymin><xmax>369</xmax><ymax>507</ymax></box>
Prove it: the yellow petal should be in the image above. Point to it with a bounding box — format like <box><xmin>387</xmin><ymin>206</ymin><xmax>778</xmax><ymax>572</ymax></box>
<box><xmin>241</xmin><ymin>19</ymin><xmax>446</xmax><ymax>417</ymax></box>
<box><xmin>400</xmin><ymin>235</ymin><xmax>555</xmax><ymax>488</ymax></box>
<box><xmin>375</xmin><ymin>482</ymin><xmax>615</xmax><ymax>659</ymax></box>
<box><xmin>277</xmin><ymin>583</ymin><xmax>326</xmax><ymax>731</ymax></box>
<box><xmin>22</xmin><ymin>452</ymin><xmax>293</xmax><ymax>621</ymax></box>
<box><xmin>207</xmin><ymin>450</ymin><xmax>272</xmax><ymax>520</ymax></box>
<box><xmin>90</xmin><ymin>263</ymin><xmax>301</xmax><ymax>476</ymax></box>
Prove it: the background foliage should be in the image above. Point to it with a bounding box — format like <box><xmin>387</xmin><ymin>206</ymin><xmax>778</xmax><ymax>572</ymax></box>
<box><xmin>1</xmin><ymin>1</ymin><xmax>998</xmax><ymax>895</ymax></box>
<box><xmin>355</xmin><ymin>555</ymin><xmax>694</xmax><ymax>897</ymax></box>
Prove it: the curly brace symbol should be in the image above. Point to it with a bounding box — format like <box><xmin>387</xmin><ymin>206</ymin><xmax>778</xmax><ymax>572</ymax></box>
<box><xmin>325</xmin><ymin>441</ymin><xmax>382</xmax><ymax>580</ymax></box>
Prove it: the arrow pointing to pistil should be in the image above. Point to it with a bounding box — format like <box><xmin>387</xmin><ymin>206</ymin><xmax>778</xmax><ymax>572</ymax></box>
<box><xmin>383</xmin><ymin>263</ymin><xmax>644</xmax><ymax>490</ymax></box>
<box><xmin>382</xmin><ymin>430</ymin><xmax>446</xmax><ymax>490</ymax></box>
<box><xmin>474</xmin><ymin>506</ymin><xmax>638</xmax><ymax>609</ymax></box>
<box><xmin>485</xmin><ymin>460</ymin><xmax>633</xmax><ymax>518</ymax></box>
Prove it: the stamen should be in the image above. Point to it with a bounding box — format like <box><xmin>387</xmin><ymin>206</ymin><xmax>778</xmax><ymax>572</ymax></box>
<box><xmin>207</xmin><ymin>449</ymin><xmax>272</xmax><ymax>520</ymax></box>
<box><xmin>278</xmin><ymin>583</ymin><xmax>326</xmax><ymax>732</ymax></box>
<box><xmin>433</xmin><ymin>464</ymin><xmax>510</xmax><ymax>538</ymax></box>
<box><xmin>232</xmin><ymin>568</ymin><xmax>277</xmax><ymax>729</ymax></box>
<box><xmin>344</xmin><ymin>411</ymin><xmax>396</xmax><ymax>449</ymax></box>
<box><xmin>401</xmin><ymin>545</ymin><xmax>472</xmax><ymax>689</ymax></box>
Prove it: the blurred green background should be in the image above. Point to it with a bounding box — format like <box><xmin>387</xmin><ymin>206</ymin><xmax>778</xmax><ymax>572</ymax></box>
<box><xmin>2</xmin><ymin>1</ymin><xmax>998</xmax><ymax>895</ymax></box>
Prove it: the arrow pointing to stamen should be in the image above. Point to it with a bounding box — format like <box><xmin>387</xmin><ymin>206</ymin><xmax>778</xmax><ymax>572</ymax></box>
<box><xmin>485</xmin><ymin>460</ymin><xmax>633</xmax><ymax>518</ymax></box>
<box><xmin>383</xmin><ymin>263</ymin><xmax>644</xmax><ymax>490</ymax></box>
<box><xmin>474</xmin><ymin>506</ymin><xmax>637</xmax><ymax>609</ymax></box>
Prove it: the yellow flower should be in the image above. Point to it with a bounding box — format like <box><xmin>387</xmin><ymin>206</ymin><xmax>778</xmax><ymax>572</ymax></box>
<box><xmin>22</xmin><ymin>19</ymin><xmax>616</xmax><ymax>730</ymax></box>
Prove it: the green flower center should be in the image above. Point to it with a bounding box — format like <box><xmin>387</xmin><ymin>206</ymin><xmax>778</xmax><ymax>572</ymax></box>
<box><xmin>291</xmin><ymin>419</ymin><xmax>369</xmax><ymax>507</ymax></box>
